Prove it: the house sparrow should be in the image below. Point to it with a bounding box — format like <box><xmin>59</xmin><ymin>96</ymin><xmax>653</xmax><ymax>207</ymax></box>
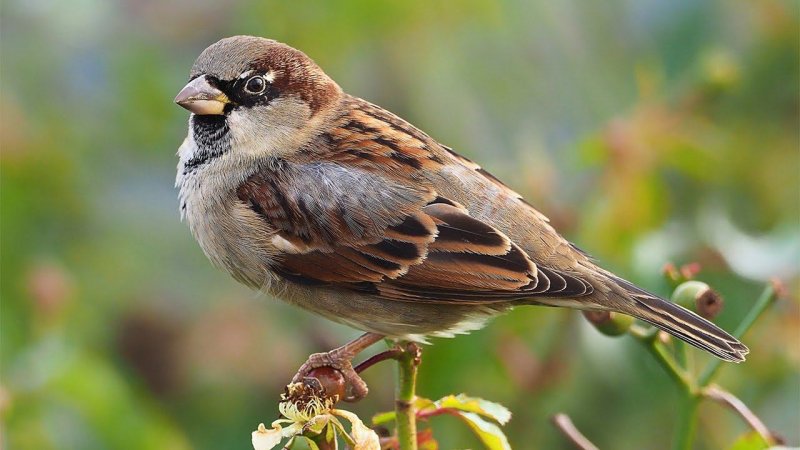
<box><xmin>175</xmin><ymin>36</ymin><xmax>747</xmax><ymax>399</ymax></box>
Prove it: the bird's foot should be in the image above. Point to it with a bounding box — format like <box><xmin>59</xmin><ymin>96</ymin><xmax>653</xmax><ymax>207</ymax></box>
<box><xmin>292</xmin><ymin>351</ymin><xmax>368</xmax><ymax>401</ymax></box>
<box><xmin>291</xmin><ymin>332</ymin><xmax>384</xmax><ymax>402</ymax></box>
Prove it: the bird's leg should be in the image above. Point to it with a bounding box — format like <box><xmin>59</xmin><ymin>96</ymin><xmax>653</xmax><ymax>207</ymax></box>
<box><xmin>292</xmin><ymin>332</ymin><xmax>385</xmax><ymax>401</ymax></box>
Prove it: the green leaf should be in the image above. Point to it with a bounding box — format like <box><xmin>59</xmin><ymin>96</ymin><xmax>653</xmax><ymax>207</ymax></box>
<box><xmin>455</xmin><ymin>412</ymin><xmax>512</xmax><ymax>450</ymax></box>
<box><xmin>328</xmin><ymin>414</ymin><xmax>355</xmax><ymax>447</ymax></box>
<box><xmin>301</xmin><ymin>436</ymin><xmax>321</xmax><ymax>450</ymax></box>
<box><xmin>371</xmin><ymin>411</ymin><xmax>396</xmax><ymax>426</ymax></box>
<box><xmin>303</xmin><ymin>415</ymin><xmax>331</xmax><ymax>436</ymax></box>
<box><xmin>304</xmin><ymin>422</ymin><xmax>339</xmax><ymax>450</ymax></box>
<box><xmin>727</xmin><ymin>431</ymin><xmax>771</xmax><ymax>450</ymax></box>
<box><xmin>373</xmin><ymin>395</ymin><xmax>512</xmax><ymax>449</ymax></box>
<box><xmin>372</xmin><ymin>396</ymin><xmax>434</xmax><ymax>425</ymax></box>
<box><xmin>414</xmin><ymin>397</ymin><xmax>436</xmax><ymax>411</ymax></box>
<box><xmin>434</xmin><ymin>395</ymin><xmax>512</xmax><ymax>425</ymax></box>
<box><xmin>324</xmin><ymin>423</ymin><xmax>338</xmax><ymax>450</ymax></box>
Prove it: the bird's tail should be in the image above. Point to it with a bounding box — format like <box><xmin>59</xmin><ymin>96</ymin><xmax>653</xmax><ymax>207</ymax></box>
<box><xmin>612</xmin><ymin>277</ymin><xmax>749</xmax><ymax>362</ymax></box>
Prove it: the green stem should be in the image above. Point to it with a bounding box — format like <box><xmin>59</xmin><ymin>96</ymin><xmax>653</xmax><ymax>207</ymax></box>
<box><xmin>631</xmin><ymin>325</ymin><xmax>699</xmax><ymax>449</ymax></box>
<box><xmin>630</xmin><ymin>325</ymin><xmax>693</xmax><ymax>391</ymax></box>
<box><xmin>396</xmin><ymin>343</ymin><xmax>420</xmax><ymax>450</ymax></box>
<box><xmin>672</xmin><ymin>393</ymin><xmax>700</xmax><ymax>450</ymax></box>
<box><xmin>309</xmin><ymin>433</ymin><xmax>337</xmax><ymax>450</ymax></box>
<box><xmin>674</xmin><ymin>339</ymin><xmax>688</xmax><ymax>371</ymax></box>
<box><xmin>698</xmin><ymin>283</ymin><xmax>777</xmax><ymax>387</ymax></box>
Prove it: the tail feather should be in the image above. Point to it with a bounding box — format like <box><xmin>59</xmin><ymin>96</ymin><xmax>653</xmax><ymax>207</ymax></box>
<box><xmin>613</xmin><ymin>278</ymin><xmax>749</xmax><ymax>362</ymax></box>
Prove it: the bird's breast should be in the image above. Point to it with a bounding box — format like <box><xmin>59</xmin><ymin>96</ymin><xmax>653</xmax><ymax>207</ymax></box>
<box><xmin>178</xmin><ymin>162</ymin><xmax>282</xmax><ymax>290</ymax></box>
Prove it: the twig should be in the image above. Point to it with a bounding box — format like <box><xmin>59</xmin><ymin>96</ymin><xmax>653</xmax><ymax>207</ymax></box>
<box><xmin>354</xmin><ymin>348</ymin><xmax>404</xmax><ymax>374</ymax></box>
<box><xmin>703</xmin><ymin>385</ymin><xmax>778</xmax><ymax>445</ymax></box>
<box><xmin>629</xmin><ymin>325</ymin><xmax>694</xmax><ymax>391</ymax></box>
<box><xmin>551</xmin><ymin>413</ymin><xmax>599</xmax><ymax>450</ymax></box>
<box><xmin>396</xmin><ymin>343</ymin><xmax>422</xmax><ymax>450</ymax></box>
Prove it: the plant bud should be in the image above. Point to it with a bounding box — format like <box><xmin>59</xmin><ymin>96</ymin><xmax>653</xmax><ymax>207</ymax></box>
<box><xmin>662</xmin><ymin>263</ymin><xmax>681</xmax><ymax>285</ymax></box>
<box><xmin>671</xmin><ymin>281</ymin><xmax>724</xmax><ymax>320</ymax></box>
<box><xmin>583</xmin><ymin>310</ymin><xmax>635</xmax><ymax>336</ymax></box>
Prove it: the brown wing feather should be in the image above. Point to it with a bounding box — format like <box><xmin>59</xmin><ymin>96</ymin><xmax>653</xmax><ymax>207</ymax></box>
<box><xmin>237</xmin><ymin>159</ymin><xmax>437</xmax><ymax>249</ymax></box>
<box><xmin>237</xmin><ymin>95</ymin><xmax>593</xmax><ymax>304</ymax></box>
<box><xmin>246</xmin><ymin>187</ymin><xmax>592</xmax><ymax>304</ymax></box>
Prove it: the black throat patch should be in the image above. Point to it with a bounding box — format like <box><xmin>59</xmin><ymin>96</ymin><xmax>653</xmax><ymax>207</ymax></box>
<box><xmin>184</xmin><ymin>115</ymin><xmax>231</xmax><ymax>174</ymax></box>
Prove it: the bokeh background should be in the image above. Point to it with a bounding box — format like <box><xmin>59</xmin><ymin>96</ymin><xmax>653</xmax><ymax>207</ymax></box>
<box><xmin>2</xmin><ymin>1</ymin><xmax>798</xmax><ymax>449</ymax></box>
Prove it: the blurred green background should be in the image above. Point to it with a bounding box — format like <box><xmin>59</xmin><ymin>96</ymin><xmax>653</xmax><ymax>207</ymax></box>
<box><xmin>2</xmin><ymin>1</ymin><xmax>798</xmax><ymax>449</ymax></box>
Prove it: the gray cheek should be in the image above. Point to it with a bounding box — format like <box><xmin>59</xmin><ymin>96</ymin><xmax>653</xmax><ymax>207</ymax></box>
<box><xmin>226</xmin><ymin>100</ymin><xmax>313</xmax><ymax>157</ymax></box>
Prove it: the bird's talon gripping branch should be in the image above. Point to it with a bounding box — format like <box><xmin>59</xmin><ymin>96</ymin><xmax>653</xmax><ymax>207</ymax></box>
<box><xmin>292</xmin><ymin>353</ymin><xmax>369</xmax><ymax>402</ymax></box>
<box><xmin>291</xmin><ymin>333</ymin><xmax>384</xmax><ymax>402</ymax></box>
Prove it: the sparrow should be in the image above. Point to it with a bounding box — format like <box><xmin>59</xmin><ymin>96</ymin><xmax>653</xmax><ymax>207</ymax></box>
<box><xmin>174</xmin><ymin>36</ymin><xmax>747</xmax><ymax>399</ymax></box>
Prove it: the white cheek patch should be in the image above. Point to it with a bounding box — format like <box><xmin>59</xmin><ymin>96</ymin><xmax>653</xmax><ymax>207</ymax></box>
<box><xmin>226</xmin><ymin>97</ymin><xmax>313</xmax><ymax>158</ymax></box>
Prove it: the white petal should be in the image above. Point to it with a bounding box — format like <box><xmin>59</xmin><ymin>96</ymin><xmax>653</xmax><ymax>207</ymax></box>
<box><xmin>252</xmin><ymin>423</ymin><xmax>283</xmax><ymax>450</ymax></box>
<box><xmin>332</xmin><ymin>410</ymin><xmax>380</xmax><ymax>450</ymax></box>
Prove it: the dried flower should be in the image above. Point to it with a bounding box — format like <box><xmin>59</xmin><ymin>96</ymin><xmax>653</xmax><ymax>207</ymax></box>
<box><xmin>279</xmin><ymin>381</ymin><xmax>336</xmax><ymax>423</ymax></box>
<box><xmin>252</xmin><ymin>381</ymin><xmax>379</xmax><ymax>450</ymax></box>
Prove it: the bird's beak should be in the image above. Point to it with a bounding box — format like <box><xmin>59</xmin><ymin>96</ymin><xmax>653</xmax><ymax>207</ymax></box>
<box><xmin>174</xmin><ymin>75</ymin><xmax>231</xmax><ymax>115</ymax></box>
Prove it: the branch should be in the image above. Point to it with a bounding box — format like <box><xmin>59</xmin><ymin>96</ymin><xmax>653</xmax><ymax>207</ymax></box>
<box><xmin>552</xmin><ymin>413</ymin><xmax>599</xmax><ymax>450</ymax></box>
<box><xmin>354</xmin><ymin>348</ymin><xmax>404</xmax><ymax>374</ymax></box>
<box><xmin>703</xmin><ymin>385</ymin><xmax>780</xmax><ymax>445</ymax></box>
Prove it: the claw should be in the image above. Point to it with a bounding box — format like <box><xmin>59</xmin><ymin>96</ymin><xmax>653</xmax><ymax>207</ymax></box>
<box><xmin>291</xmin><ymin>333</ymin><xmax>384</xmax><ymax>402</ymax></box>
<box><xmin>292</xmin><ymin>352</ymin><xmax>370</xmax><ymax>401</ymax></box>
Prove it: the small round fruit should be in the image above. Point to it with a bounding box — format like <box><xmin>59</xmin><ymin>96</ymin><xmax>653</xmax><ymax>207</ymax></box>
<box><xmin>306</xmin><ymin>366</ymin><xmax>346</xmax><ymax>401</ymax></box>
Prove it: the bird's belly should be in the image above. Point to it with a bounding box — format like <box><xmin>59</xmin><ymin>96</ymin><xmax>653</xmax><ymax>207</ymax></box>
<box><xmin>270</xmin><ymin>278</ymin><xmax>508</xmax><ymax>341</ymax></box>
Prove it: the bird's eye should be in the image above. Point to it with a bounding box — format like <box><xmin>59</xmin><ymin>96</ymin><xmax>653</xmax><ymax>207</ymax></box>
<box><xmin>244</xmin><ymin>76</ymin><xmax>267</xmax><ymax>94</ymax></box>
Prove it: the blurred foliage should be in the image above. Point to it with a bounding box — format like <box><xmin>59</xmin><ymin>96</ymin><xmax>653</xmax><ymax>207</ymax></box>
<box><xmin>1</xmin><ymin>0</ymin><xmax>798</xmax><ymax>449</ymax></box>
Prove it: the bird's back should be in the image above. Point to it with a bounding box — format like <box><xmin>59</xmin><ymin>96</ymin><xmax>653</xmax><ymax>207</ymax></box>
<box><xmin>328</xmin><ymin>95</ymin><xmax>593</xmax><ymax>276</ymax></box>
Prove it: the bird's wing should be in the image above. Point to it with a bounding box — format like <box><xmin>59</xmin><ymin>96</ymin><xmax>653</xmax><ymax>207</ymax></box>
<box><xmin>236</xmin><ymin>158</ymin><xmax>593</xmax><ymax>304</ymax></box>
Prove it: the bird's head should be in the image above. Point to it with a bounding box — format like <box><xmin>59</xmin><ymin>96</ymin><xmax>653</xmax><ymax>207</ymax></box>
<box><xmin>175</xmin><ymin>36</ymin><xmax>341</xmax><ymax>161</ymax></box>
